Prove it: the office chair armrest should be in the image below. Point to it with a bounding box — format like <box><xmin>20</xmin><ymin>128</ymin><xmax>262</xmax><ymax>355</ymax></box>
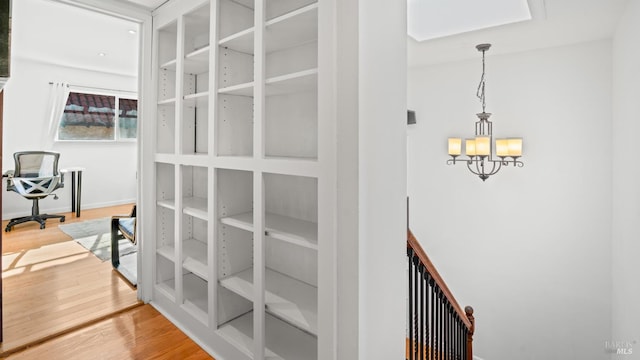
<box><xmin>4</xmin><ymin>170</ymin><xmax>14</xmax><ymax>188</ymax></box>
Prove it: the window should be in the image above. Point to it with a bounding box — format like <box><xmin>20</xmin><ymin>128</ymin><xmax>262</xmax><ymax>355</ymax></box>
<box><xmin>118</xmin><ymin>98</ymin><xmax>138</xmax><ymax>140</ymax></box>
<box><xmin>57</xmin><ymin>92</ymin><xmax>137</xmax><ymax>141</ymax></box>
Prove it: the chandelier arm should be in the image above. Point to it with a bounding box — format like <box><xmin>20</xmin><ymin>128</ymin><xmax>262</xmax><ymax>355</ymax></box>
<box><xmin>466</xmin><ymin>159</ymin><xmax>482</xmax><ymax>176</ymax></box>
<box><xmin>476</xmin><ymin>157</ymin><xmax>496</xmax><ymax>181</ymax></box>
<box><xmin>479</xmin><ymin>158</ymin><xmax>503</xmax><ymax>179</ymax></box>
<box><xmin>486</xmin><ymin>159</ymin><xmax>502</xmax><ymax>176</ymax></box>
<box><xmin>476</xmin><ymin>158</ymin><xmax>486</xmax><ymax>178</ymax></box>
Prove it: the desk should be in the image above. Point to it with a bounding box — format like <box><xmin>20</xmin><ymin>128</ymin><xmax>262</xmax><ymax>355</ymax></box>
<box><xmin>61</xmin><ymin>167</ymin><xmax>84</xmax><ymax>217</ymax></box>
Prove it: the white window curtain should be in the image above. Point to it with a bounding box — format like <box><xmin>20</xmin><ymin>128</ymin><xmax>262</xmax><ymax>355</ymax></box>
<box><xmin>43</xmin><ymin>82</ymin><xmax>70</xmax><ymax>147</ymax></box>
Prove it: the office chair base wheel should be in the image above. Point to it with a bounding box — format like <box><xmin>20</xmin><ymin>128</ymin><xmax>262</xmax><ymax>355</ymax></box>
<box><xmin>5</xmin><ymin>214</ymin><xmax>66</xmax><ymax>232</ymax></box>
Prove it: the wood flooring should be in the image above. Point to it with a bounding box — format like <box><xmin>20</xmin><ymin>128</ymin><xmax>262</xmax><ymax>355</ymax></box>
<box><xmin>6</xmin><ymin>304</ymin><xmax>212</xmax><ymax>360</ymax></box>
<box><xmin>1</xmin><ymin>205</ymin><xmax>212</xmax><ymax>359</ymax></box>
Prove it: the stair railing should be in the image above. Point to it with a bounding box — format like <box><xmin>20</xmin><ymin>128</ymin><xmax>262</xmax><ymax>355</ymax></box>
<box><xmin>407</xmin><ymin>230</ymin><xmax>475</xmax><ymax>360</ymax></box>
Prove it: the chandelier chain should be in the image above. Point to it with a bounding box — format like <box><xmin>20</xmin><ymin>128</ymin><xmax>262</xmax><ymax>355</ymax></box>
<box><xmin>476</xmin><ymin>48</ymin><xmax>487</xmax><ymax>113</ymax></box>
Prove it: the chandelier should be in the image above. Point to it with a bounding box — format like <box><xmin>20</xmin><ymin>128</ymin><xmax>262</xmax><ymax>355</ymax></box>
<box><xmin>447</xmin><ymin>44</ymin><xmax>523</xmax><ymax>181</ymax></box>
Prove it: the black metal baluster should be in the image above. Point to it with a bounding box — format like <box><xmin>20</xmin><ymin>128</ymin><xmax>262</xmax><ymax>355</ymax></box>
<box><xmin>446</xmin><ymin>303</ymin><xmax>450</xmax><ymax>358</ymax></box>
<box><xmin>437</xmin><ymin>290</ymin><xmax>442</xmax><ymax>360</ymax></box>
<box><xmin>460</xmin><ymin>318</ymin><xmax>464</xmax><ymax>360</ymax></box>
<box><xmin>454</xmin><ymin>317</ymin><xmax>460</xmax><ymax>360</ymax></box>
<box><xmin>454</xmin><ymin>317</ymin><xmax>458</xmax><ymax>360</ymax></box>
<box><xmin>461</xmin><ymin>318</ymin><xmax>464</xmax><ymax>360</ymax></box>
<box><xmin>425</xmin><ymin>272</ymin><xmax>430</xmax><ymax>360</ymax></box>
<box><xmin>408</xmin><ymin>249</ymin><xmax>413</xmax><ymax>360</ymax></box>
<box><xmin>440</xmin><ymin>297</ymin><xmax>444</xmax><ymax>360</ymax></box>
<box><xmin>445</xmin><ymin>303</ymin><xmax>449</xmax><ymax>358</ymax></box>
<box><xmin>451</xmin><ymin>307</ymin><xmax>454</xmax><ymax>358</ymax></box>
<box><xmin>420</xmin><ymin>265</ymin><xmax>424</xmax><ymax>359</ymax></box>
<box><xmin>430</xmin><ymin>280</ymin><xmax>435</xmax><ymax>360</ymax></box>
<box><xmin>435</xmin><ymin>289</ymin><xmax>442</xmax><ymax>360</ymax></box>
<box><xmin>442</xmin><ymin>302</ymin><xmax>446</xmax><ymax>360</ymax></box>
<box><xmin>414</xmin><ymin>255</ymin><xmax>419</xmax><ymax>359</ymax></box>
<box><xmin>463</xmin><ymin>327</ymin><xmax>468</xmax><ymax>360</ymax></box>
<box><xmin>453</xmin><ymin>308</ymin><xmax>456</xmax><ymax>358</ymax></box>
<box><xmin>450</xmin><ymin>305</ymin><xmax>454</xmax><ymax>358</ymax></box>
<box><xmin>456</xmin><ymin>318</ymin><xmax>462</xmax><ymax>360</ymax></box>
<box><xmin>451</xmin><ymin>306</ymin><xmax>454</xmax><ymax>358</ymax></box>
<box><xmin>441</xmin><ymin>296</ymin><xmax>444</xmax><ymax>360</ymax></box>
<box><xmin>423</xmin><ymin>272</ymin><xmax>427</xmax><ymax>360</ymax></box>
<box><xmin>434</xmin><ymin>288</ymin><xmax>438</xmax><ymax>360</ymax></box>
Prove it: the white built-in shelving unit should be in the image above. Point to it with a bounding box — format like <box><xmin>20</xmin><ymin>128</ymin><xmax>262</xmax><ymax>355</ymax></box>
<box><xmin>148</xmin><ymin>0</ymin><xmax>331</xmax><ymax>358</ymax></box>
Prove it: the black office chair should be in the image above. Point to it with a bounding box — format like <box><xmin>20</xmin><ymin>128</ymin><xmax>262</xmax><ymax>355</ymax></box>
<box><xmin>4</xmin><ymin>151</ymin><xmax>65</xmax><ymax>231</ymax></box>
<box><xmin>111</xmin><ymin>205</ymin><xmax>137</xmax><ymax>286</ymax></box>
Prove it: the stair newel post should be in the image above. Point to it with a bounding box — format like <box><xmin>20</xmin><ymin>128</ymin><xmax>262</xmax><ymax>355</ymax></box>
<box><xmin>465</xmin><ymin>306</ymin><xmax>475</xmax><ymax>360</ymax></box>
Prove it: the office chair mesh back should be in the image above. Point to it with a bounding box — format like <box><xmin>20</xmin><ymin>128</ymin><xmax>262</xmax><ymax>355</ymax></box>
<box><xmin>11</xmin><ymin>152</ymin><xmax>62</xmax><ymax>198</ymax></box>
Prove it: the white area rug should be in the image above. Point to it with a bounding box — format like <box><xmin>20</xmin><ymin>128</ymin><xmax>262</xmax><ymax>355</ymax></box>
<box><xmin>59</xmin><ymin>217</ymin><xmax>137</xmax><ymax>261</ymax></box>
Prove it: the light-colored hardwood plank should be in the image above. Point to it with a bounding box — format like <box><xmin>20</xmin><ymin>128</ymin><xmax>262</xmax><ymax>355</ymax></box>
<box><xmin>5</xmin><ymin>304</ymin><xmax>213</xmax><ymax>360</ymax></box>
<box><xmin>1</xmin><ymin>205</ymin><xmax>140</xmax><ymax>356</ymax></box>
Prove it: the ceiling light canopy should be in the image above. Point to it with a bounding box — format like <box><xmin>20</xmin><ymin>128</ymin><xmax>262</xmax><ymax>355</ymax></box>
<box><xmin>408</xmin><ymin>0</ymin><xmax>532</xmax><ymax>42</ymax></box>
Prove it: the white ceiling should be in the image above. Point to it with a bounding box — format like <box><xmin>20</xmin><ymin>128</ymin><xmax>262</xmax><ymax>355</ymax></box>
<box><xmin>121</xmin><ymin>0</ymin><xmax>629</xmax><ymax>69</ymax></box>
<box><xmin>409</xmin><ymin>0</ymin><xmax>630</xmax><ymax>67</ymax></box>
<box><xmin>14</xmin><ymin>0</ymin><xmax>139</xmax><ymax>76</ymax></box>
<box><xmin>118</xmin><ymin>0</ymin><xmax>166</xmax><ymax>11</ymax></box>
<box><xmin>408</xmin><ymin>0</ymin><xmax>532</xmax><ymax>42</ymax></box>
<box><xmin>19</xmin><ymin>0</ymin><xmax>629</xmax><ymax>75</ymax></box>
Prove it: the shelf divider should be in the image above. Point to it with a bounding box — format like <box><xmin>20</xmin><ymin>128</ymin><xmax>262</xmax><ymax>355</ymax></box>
<box><xmin>183</xmin><ymin>197</ymin><xmax>208</xmax><ymax>220</ymax></box>
<box><xmin>218</xmin><ymin>82</ymin><xmax>254</xmax><ymax>97</ymax></box>
<box><xmin>221</xmin><ymin>211</ymin><xmax>317</xmax><ymax>250</ymax></box>
<box><xmin>217</xmin><ymin>312</ymin><xmax>318</xmax><ymax>360</ymax></box>
<box><xmin>158</xmin><ymin>97</ymin><xmax>177</xmax><ymax>106</ymax></box>
<box><xmin>220</xmin><ymin>267</ymin><xmax>318</xmax><ymax>335</ymax></box>
<box><xmin>265</xmin><ymin>3</ymin><xmax>318</xmax><ymax>54</ymax></box>
<box><xmin>184</xmin><ymin>45</ymin><xmax>210</xmax><ymax>74</ymax></box>
<box><xmin>183</xmin><ymin>239</ymin><xmax>208</xmax><ymax>280</ymax></box>
<box><xmin>182</xmin><ymin>273</ymin><xmax>208</xmax><ymax>322</ymax></box>
<box><xmin>157</xmin><ymin>199</ymin><xmax>176</xmax><ymax>210</ymax></box>
<box><xmin>157</xmin><ymin>245</ymin><xmax>175</xmax><ymax>261</ymax></box>
<box><xmin>160</xmin><ymin>58</ymin><xmax>177</xmax><ymax>70</ymax></box>
<box><xmin>219</xmin><ymin>27</ymin><xmax>255</xmax><ymax>54</ymax></box>
<box><xmin>266</xmin><ymin>68</ymin><xmax>317</xmax><ymax>96</ymax></box>
<box><xmin>184</xmin><ymin>91</ymin><xmax>210</xmax><ymax>107</ymax></box>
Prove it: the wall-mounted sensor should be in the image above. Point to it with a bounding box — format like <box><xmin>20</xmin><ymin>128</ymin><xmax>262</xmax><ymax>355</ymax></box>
<box><xmin>407</xmin><ymin>110</ymin><xmax>416</xmax><ymax>125</ymax></box>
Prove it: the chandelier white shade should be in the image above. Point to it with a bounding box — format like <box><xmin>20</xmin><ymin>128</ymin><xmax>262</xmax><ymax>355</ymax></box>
<box><xmin>449</xmin><ymin>137</ymin><xmax>522</xmax><ymax>158</ymax></box>
<box><xmin>447</xmin><ymin>44</ymin><xmax>524</xmax><ymax>181</ymax></box>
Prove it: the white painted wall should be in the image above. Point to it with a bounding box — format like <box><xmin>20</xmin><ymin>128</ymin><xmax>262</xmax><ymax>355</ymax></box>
<box><xmin>336</xmin><ymin>0</ymin><xmax>360</xmax><ymax>358</ymax></box>
<box><xmin>408</xmin><ymin>40</ymin><xmax>612</xmax><ymax>359</ymax></box>
<box><xmin>357</xmin><ymin>1</ymin><xmax>407</xmax><ymax>359</ymax></box>
<box><xmin>2</xmin><ymin>0</ymin><xmax>138</xmax><ymax>220</ymax></box>
<box><xmin>612</xmin><ymin>0</ymin><xmax>640</xmax><ymax>358</ymax></box>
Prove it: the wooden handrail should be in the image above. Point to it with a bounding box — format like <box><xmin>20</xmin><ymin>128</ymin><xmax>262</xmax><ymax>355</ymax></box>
<box><xmin>407</xmin><ymin>229</ymin><xmax>474</xmax><ymax>331</ymax></box>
